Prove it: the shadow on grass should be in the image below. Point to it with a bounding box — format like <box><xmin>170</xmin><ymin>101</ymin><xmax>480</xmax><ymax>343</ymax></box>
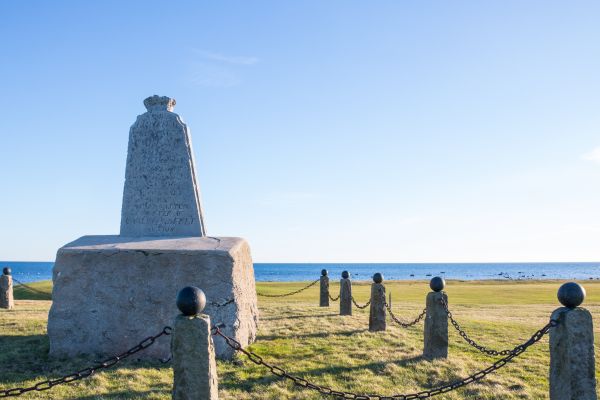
<box><xmin>219</xmin><ymin>354</ymin><xmax>426</xmax><ymax>392</ymax></box>
<box><xmin>261</xmin><ymin>313</ymin><xmax>339</xmax><ymax>322</ymax></box>
<box><xmin>13</xmin><ymin>287</ymin><xmax>52</xmax><ymax>301</ymax></box>
<box><xmin>0</xmin><ymin>334</ymin><xmax>170</xmax><ymax>388</ymax></box>
<box><xmin>67</xmin><ymin>390</ymin><xmax>169</xmax><ymax>399</ymax></box>
<box><xmin>257</xmin><ymin>328</ymin><xmax>368</xmax><ymax>341</ymax></box>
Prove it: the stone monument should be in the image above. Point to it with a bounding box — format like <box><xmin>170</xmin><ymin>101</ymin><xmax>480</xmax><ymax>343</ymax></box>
<box><xmin>48</xmin><ymin>95</ymin><xmax>258</xmax><ymax>360</ymax></box>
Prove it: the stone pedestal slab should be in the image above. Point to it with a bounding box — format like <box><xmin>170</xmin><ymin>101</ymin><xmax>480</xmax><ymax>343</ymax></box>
<box><xmin>48</xmin><ymin>235</ymin><xmax>258</xmax><ymax>360</ymax></box>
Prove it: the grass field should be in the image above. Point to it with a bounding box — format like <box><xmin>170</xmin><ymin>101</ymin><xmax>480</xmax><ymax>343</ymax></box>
<box><xmin>1</xmin><ymin>279</ymin><xmax>600</xmax><ymax>399</ymax></box>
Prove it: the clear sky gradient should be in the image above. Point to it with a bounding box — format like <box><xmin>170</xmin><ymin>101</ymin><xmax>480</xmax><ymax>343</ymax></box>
<box><xmin>1</xmin><ymin>1</ymin><xmax>599</xmax><ymax>262</ymax></box>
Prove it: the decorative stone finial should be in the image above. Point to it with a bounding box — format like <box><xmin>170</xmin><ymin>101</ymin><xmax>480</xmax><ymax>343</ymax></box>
<box><xmin>341</xmin><ymin>270</ymin><xmax>349</xmax><ymax>279</ymax></box>
<box><xmin>557</xmin><ymin>282</ymin><xmax>585</xmax><ymax>309</ymax></box>
<box><xmin>143</xmin><ymin>95</ymin><xmax>176</xmax><ymax>112</ymax></box>
<box><xmin>321</xmin><ymin>269</ymin><xmax>328</xmax><ymax>276</ymax></box>
<box><xmin>176</xmin><ymin>286</ymin><xmax>206</xmax><ymax>316</ymax></box>
<box><xmin>430</xmin><ymin>277</ymin><xmax>445</xmax><ymax>292</ymax></box>
<box><xmin>373</xmin><ymin>273</ymin><xmax>383</xmax><ymax>284</ymax></box>
<box><xmin>2</xmin><ymin>267</ymin><xmax>10</xmax><ymax>276</ymax></box>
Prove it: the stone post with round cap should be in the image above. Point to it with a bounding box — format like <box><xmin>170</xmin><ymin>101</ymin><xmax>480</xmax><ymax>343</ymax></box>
<box><xmin>423</xmin><ymin>277</ymin><xmax>448</xmax><ymax>360</ymax></box>
<box><xmin>0</xmin><ymin>267</ymin><xmax>14</xmax><ymax>310</ymax></box>
<box><xmin>339</xmin><ymin>271</ymin><xmax>352</xmax><ymax>316</ymax></box>
<box><xmin>549</xmin><ymin>282</ymin><xmax>596</xmax><ymax>400</ymax></box>
<box><xmin>369</xmin><ymin>273</ymin><xmax>386</xmax><ymax>331</ymax></box>
<box><xmin>172</xmin><ymin>286</ymin><xmax>219</xmax><ymax>400</ymax></box>
<box><xmin>319</xmin><ymin>269</ymin><xmax>329</xmax><ymax>307</ymax></box>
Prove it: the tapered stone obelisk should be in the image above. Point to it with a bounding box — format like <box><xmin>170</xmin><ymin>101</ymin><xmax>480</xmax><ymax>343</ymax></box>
<box><xmin>48</xmin><ymin>96</ymin><xmax>258</xmax><ymax>361</ymax></box>
<box><xmin>120</xmin><ymin>96</ymin><xmax>205</xmax><ymax>237</ymax></box>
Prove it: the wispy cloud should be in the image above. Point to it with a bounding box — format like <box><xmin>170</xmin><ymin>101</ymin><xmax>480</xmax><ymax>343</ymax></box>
<box><xmin>188</xmin><ymin>63</ymin><xmax>241</xmax><ymax>87</ymax></box>
<box><xmin>581</xmin><ymin>147</ymin><xmax>600</xmax><ymax>164</ymax></box>
<box><xmin>193</xmin><ymin>49</ymin><xmax>259</xmax><ymax>66</ymax></box>
<box><xmin>186</xmin><ymin>49</ymin><xmax>259</xmax><ymax>87</ymax></box>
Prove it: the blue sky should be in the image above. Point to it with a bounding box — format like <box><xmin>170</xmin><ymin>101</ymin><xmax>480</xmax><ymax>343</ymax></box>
<box><xmin>1</xmin><ymin>1</ymin><xmax>599</xmax><ymax>262</ymax></box>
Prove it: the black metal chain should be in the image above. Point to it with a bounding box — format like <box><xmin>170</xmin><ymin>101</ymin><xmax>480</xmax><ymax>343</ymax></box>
<box><xmin>328</xmin><ymin>293</ymin><xmax>340</xmax><ymax>302</ymax></box>
<box><xmin>385</xmin><ymin>303</ymin><xmax>427</xmax><ymax>328</ymax></box>
<box><xmin>441</xmin><ymin>297</ymin><xmax>534</xmax><ymax>357</ymax></box>
<box><xmin>351</xmin><ymin>297</ymin><xmax>371</xmax><ymax>309</ymax></box>
<box><xmin>256</xmin><ymin>279</ymin><xmax>320</xmax><ymax>298</ymax></box>
<box><xmin>0</xmin><ymin>327</ymin><xmax>172</xmax><ymax>397</ymax></box>
<box><xmin>213</xmin><ymin>319</ymin><xmax>556</xmax><ymax>399</ymax></box>
<box><xmin>12</xmin><ymin>278</ymin><xmax>51</xmax><ymax>296</ymax></box>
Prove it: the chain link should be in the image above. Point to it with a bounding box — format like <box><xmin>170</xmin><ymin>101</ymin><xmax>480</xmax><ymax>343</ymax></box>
<box><xmin>441</xmin><ymin>297</ymin><xmax>536</xmax><ymax>357</ymax></box>
<box><xmin>213</xmin><ymin>319</ymin><xmax>557</xmax><ymax>399</ymax></box>
<box><xmin>256</xmin><ymin>279</ymin><xmax>320</xmax><ymax>298</ymax></box>
<box><xmin>0</xmin><ymin>327</ymin><xmax>172</xmax><ymax>397</ymax></box>
<box><xmin>328</xmin><ymin>293</ymin><xmax>340</xmax><ymax>302</ymax></box>
<box><xmin>351</xmin><ymin>297</ymin><xmax>371</xmax><ymax>309</ymax></box>
<box><xmin>12</xmin><ymin>278</ymin><xmax>52</xmax><ymax>296</ymax></box>
<box><xmin>385</xmin><ymin>303</ymin><xmax>427</xmax><ymax>328</ymax></box>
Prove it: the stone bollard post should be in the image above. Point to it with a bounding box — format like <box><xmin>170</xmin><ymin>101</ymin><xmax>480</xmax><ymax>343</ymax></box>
<box><xmin>320</xmin><ymin>269</ymin><xmax>329</xmax><ymax>307</ymax></box>
<box><xmin>369</xmin><ymin>273</ymin><xmax>386</xmax><ymax>332</ymax></box>
<box><xmin>172</xmin><ymin>286</ymin><xmax>219</xmax><ymax>400</ymax></box>
<box><xmin>0</xmin><ymin>267</ymin><xmax>14</xmax><ymax>310</ymax></box>
<box><xmin>423</xmin><ymin>277</ymin><xmax>448</xmax><ymax>360</ymax></box>
<box><xmin>549</xmin><ymin>282</ymin><xmax>597</xmax><ymax>400</ymax></box>
<box><xmin>340</xmin><ymin>270</ymin><xmax>352</xmax><ymax>316</ymax></box>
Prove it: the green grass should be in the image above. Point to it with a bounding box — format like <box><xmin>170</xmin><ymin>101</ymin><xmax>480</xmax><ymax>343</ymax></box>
<box><xmin>2</xmin><ymin>279</ymin><xmax>600</xmax><ymax>399</ymax></box>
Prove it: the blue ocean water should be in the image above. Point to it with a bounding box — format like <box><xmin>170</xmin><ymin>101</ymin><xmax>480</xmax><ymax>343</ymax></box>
<box><xmin>2</xmin><ymin>261</ymin><xmax>600</xmax><ymax>283</ymax></box>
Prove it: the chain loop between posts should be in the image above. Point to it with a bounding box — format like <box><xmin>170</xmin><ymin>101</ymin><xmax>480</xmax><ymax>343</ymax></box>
<box><xmin>329</xmin><ymin>293</ymin><xmax>340</xmax><ymax>302</ymax></box>
<box><xmin>351</xmin><ymin>297</ymin><xmax>371</xmax><ymax>309</ymax></box>
<box><xmin>256</xmin><ymin>279</ymin><xmax>320</xmax><ymax>298</ymax></box>
<box><xmin>0</xmin><ymin>327</ymin><xmax>172</xmax><ymax>397</ymax></box>
<box><xmin>213</xmin><ymin>319</ymin><xmax>557</xmax><ymax>399</ymax></box>
<box><xmin>385</xmin><ymin>303</ymin><xmax>427</xmax><ymax>328</ymax></box>
<box><xmin>12</xmin><ymin>278</ymin><xmax>52</xmax><ymax>296</ymax></box>
<box><xmin>440</xmin><ymin>297</ymin><xmax>544</xmax><ymax>357</ymax></box>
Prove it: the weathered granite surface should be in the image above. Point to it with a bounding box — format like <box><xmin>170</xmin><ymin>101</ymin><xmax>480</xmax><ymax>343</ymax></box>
<box><xmin>423</xmin><ymin>291</ymin><xmax>448</xmax><ymax>359</ymax></box>
<box><xmin>0</xmin><ymin>275</ymin><xmax>14</xmax><ymax>310</ymax></box>
<box><xmin>120</xmin><ymin>95</ymin><xmax>205</xmax><ymax>237</ymax></box>
<box><xmin>320</xmin><ymin>276</ymin><xmax>329</xmax><ymax>307</ymax></box>
<box><xmin>340</xmin><ymin>278</ymin><xmax>352</xmax><ymax>316</ymax></box>
<box><xmin>369</xmin><ymin>283</ymin><xmax>386</xmax><ymax>332</ymax></box>
<box><xmin>550</xmin><ymin>307</ymin><xmax>597</xmax><ymax>399</ymax></box>
<box><xmin>48</xmin><ymin>235</ymin><xmax>258</xmax><ymax>360</ymax></box>
<box><xmin>172</xmin><ymin>314</ymin><xmax>219</xmax><ymax>400</ymax></box>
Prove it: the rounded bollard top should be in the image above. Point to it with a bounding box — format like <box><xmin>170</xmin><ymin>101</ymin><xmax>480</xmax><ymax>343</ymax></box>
<box><xmin>341</xmin><ymin>270</ymin><xmax>350</xmax><ymax>279</ymax></box>
<box><xmin>373</xmin><ymin>272</ymin><xmax>383</xmax><ymax>284</ymax></box>
<box><xmin>429</xmin><ymin>276</ymin><xmax>445</xmax><ymax>292</ymax></box>
<box><xmin>176</xmin><ymin>286</ymin><xmax>206</xmax><ymax>316</ymax></box>
<box><xmin>321</xmin><ymin>269</ymin><xmax>328</xmax><ymax>276</ymax></box>
<box><xmin>557</xmin><ymin>282</ymin><xmax>586</xmax><ymax>309</ymax></box>
<box><xmin>2</xmin><ymin>267</ymin><xmax>10</xmax><ymax>275</ymax></box>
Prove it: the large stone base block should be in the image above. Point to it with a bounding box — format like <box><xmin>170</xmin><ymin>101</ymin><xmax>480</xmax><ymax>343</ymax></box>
<box><xmin>48</xmin><ymin>235</ymin><xmax>258</xmax><ymax>360</ymax></box>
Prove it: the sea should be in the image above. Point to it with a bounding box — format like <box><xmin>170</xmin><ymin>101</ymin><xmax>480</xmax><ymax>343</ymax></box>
<box><xmin>3</xmin><ymin>261</ymin><xmax>600</xmax><ymax>283</ymax></box>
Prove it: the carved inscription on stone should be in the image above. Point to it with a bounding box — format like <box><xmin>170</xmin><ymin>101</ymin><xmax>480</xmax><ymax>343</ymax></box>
<box><xmin>120</xmin><ymin>96</ymin><xmax>205</xmax><ymax>237</ymax></box>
